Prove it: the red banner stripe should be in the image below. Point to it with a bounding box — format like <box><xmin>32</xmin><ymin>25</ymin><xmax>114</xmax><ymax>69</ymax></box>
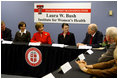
<box><xmin>34</xmin><ymin>9</ymin><xmax>91</xmax><ymax>13</ymax></box>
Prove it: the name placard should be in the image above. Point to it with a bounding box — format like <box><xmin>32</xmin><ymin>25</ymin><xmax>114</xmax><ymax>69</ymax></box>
<box><xmin>42</xmin><ymin>73</ymin><xmax>55</xmax><ymax>78</ymax></box>
<box><xmin>60</xmin><ymin>62</ymin><xmax>72</xmax><ymax>74</ymax></box>
<box><xmin>78</xmin><ymin>54</ymin><xmax>85</xmax><ymax>60</ymax></box>
<box><xmin>87</xmin><ymin>49</ymin><xmax>94</xmax><ymax>55</ymax></box>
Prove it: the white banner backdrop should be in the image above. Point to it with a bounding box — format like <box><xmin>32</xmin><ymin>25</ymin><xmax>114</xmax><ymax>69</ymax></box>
<box><xmin>34</xmin><ymin>3</ymin><xmax>91</xmax><ymax>24</ymax></box>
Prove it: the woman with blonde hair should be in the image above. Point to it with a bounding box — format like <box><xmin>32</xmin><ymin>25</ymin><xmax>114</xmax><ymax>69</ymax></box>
<box><xmin>30</xmin><ymin>22</ymin><xmax>52</xmax><ymax>44</ymax></box>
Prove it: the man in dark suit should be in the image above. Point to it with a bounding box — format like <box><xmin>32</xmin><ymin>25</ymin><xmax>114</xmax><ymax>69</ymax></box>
<box><xmin>1</xmin><ymin>20</ymin><xmax>12</xmax><ymax>41</ymax></box>
<box><xmin>77</xmin><ymin>24</ymin><xmax>103</xmax><ymax>48</ymax></box>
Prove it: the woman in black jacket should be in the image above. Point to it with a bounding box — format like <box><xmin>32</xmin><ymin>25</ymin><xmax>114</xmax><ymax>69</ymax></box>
<box><xmin>58</xmin><ymin>23</ymin><xmax>76</xmax><ymax>46</ymax></box>
<box><xmin>14</xmin><ymin>21</ymin><xmax>31</xmax><ymax>43</ymax></box>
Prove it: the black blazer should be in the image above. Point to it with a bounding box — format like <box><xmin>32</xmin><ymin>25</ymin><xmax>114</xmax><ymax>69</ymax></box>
<box><xmin>14</xmin><ymin>31</ymin><xmax>31</xmax><ymax>43</ymax></box>
<box><xmin>58</xmin><ymin>32</ymin><xmax>76</xmax><ymax>46</ymax></box>
<box><xmin>82</xmin><ymin>31</ymin><xmax>103</xmax><ymax>48</ymax></box>
<box><xmin>2</xmin><ymin>27</ymin><xmax>12</xmax><ymax>41</ymax></box>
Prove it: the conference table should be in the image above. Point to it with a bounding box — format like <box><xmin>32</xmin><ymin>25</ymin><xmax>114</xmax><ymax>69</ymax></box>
<box><xmin>52</xmin><ymin>49</ymin><xmax>105</xmax><ymax>78</ymax></box>
<box><xmin>1</xmin><ymin>42</ymin><xmax>87</xmax><ymax>78</ymax></box>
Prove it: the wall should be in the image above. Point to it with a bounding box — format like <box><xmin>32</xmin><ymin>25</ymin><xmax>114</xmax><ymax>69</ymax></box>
<box><xmin>1</xmin><ymin>1</ymin><xmax>117</xmax><ymax>43</ymax></box>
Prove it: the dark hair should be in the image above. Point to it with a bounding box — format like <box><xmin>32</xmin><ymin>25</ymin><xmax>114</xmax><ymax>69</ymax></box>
<box><xmin>62</xmin><ymin>23</ymin><xmax>69</xmax><ymax>28</ymax></box>
<box><xmin>1</xmin><ymin>20</ymin><xmax>5</xmax><ymax>26</ymax></box>
<box><xmin>35</xmin><ymin>22</ymin><xmax>44</xmax><ymax>31</ymax></box>
<box><xmin>18</xmin><ymin>21</ymin><xmax>26</xmax><ymax>29</ymax></box>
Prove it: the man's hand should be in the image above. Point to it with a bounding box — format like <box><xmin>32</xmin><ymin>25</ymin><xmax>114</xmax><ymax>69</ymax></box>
<box><xmin>86</xmin><ymin>65</ymin><xmax>93</xmax><ymax>69</ymax></box>
<box><xmin>75</xmin><ymin>60</ymin><xmax>88</xmax><ymax>72</ymax></box>
<box><xmin>76</xmin><ymin>43</ymin><xmax>85</xmax><ymax>47</ymax></box>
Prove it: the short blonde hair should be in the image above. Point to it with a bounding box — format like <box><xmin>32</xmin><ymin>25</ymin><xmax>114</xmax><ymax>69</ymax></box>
<box><xmin>35</xmin><ymin>22</ymin><xmax>44</xmax><ymax>31</ymax></box>
<box><xmin>106</xmin><ymin>27</ymin><xmax>117</xmax><ymax>42</ymax></box>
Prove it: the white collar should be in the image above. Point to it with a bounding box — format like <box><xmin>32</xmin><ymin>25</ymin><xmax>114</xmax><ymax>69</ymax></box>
<box><xmin>92</xmin><ymin>32</ymin><xmax>96</xmax><ymax>37</ymax></box>
<box><xmin>19</xmin><ymin>29</ymin><xmax>26</xmax><ymax>34</ymax></box>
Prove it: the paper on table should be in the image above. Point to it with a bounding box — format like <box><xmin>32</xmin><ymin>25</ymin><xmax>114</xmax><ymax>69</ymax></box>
<box><xmin>78</xmin><ymin>45</ymin><xmax>92</xmax><ymax>49</ymax></box>
<box><xmin>60</xmin><ymin>62</ymin><xmax>72</xmax><ymax>74</ymax></box>
<box><xmin>42</xmin><ymin>73</ymin><xmax>55</xmax><ymax>78</ymax></box>
<box><xmin>78</xmin><ymin>54</ymin><xmax>85</xmax><ymax>60</ymax></box>
<box><xmin>28</xmin><ymin>42</ymin><xmax>41</xmax><ymax>46</ymax></box>
<box><xmin>64</xmin><ymin>45</ymin><xmax>69</xmax><ymax>47</ymax></box>
<box><xmin>52</xmin><ymin>43</ymin><xmax>64</xmax><ymax>48</ymax></box>
<box><xmin>92</xmin><ymin>47</ymin><xmax>105</xmax><ymax>50</ymax></box>
<box><xmin>2</xmin><ymin>40</ymin><xmax>13</xmax><ymax>44</ymax></box>
<box><xmin>87</xmin><ymin>49</ymin><xmax>94</xmax><ymax>55</ymax></box>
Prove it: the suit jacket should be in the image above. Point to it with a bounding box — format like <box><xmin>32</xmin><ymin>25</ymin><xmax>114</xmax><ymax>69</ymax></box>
<box><xmin>98</xmin><ymin>43</ymin><xmax>116</xmax><ymax>62</ymax></box>
<box><xmin>58</xmin><ymin>32</ymin><xmax>76</xmax><ymax>46</ymax></box>
<box><xmin>87</xmin><ymin>59</ymin><xmax>117</xmax><ymax>78</ymax></box>
<box><xmin>2</xmin><ymin>27</ymin><xmax>12</xmax><ymax>41</ymax></box>
<box><xmin>82</xmin><ymin>31</ymin><xmax>103</xmax><ymax>48</ymax></box>
<box><xmin>30</xmin><ymin>31</ymin><xmax>52</xmax><ymax>44</ymax></box>
<box><xmin>14</xmin><ymin>31</ymin><xmax>31</xmax><ymax>43</ymax></box>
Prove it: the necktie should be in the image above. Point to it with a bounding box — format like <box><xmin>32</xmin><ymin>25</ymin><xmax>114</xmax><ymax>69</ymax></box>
<box><xmin>89</xmin><ymin>36</ymin><xmax>93</xmax><ymax>44</ymax></box>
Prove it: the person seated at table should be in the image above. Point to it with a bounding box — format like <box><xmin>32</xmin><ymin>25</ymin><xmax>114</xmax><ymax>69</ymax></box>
<box><xmin>76</xmin><ymin>23</ymin><xmax>103</xmax><ymax>48</ymax></box>
<box><xmin>58</xmin><ymin>23</ymin><xmax>76</xmax><ymax>46</ymax></box>
<box><xmin>98</xmin><ymin>27</ymin><xmax>117</xmax><ymax>62</ymax></box>
<box><xmin>1</xmin><ymin>20</ymin><xmax>12</xmax><ymax>41</ymax></box>
<box><xmin>14</xmin><ymin>21</ymin><xmax>31</xmax><ymax>43</ymax></box>
<box><xmin>30</xmin><ymin>22</ymin><xmax>52</xmax><ymax>44</ymax></box>
<box><xmin>75</xmin><ymin>46</ymin><xmax>117</xmax><ymax>78</ymax></box>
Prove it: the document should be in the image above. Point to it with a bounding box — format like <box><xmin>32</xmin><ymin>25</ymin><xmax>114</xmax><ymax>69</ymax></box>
<box><xmin>78</xmin><ymin>45</ymin><xmax>92</xmax><ymax>49</ymax></box>
<box><xmin>2</xmin><ymin>40</ymin><xmax>13</xmax><ymax>44</ymax></box>
<box><xmin>92</xmin><ymin>47</ymin><xmax>105</xmax><ymax>50</ymax></box>
<box><xmin>52</xmin><ymin>43</ymin><xmax>65</xmax><ymax>48</ymax></box>
<box><xmin>28</xmin><ymin>42</ymin><xmax>41</xmax><ymax>46</ymax></box>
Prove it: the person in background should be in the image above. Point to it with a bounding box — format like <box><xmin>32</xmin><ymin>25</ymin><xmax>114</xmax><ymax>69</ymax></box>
<box><xmin>58</xmin><ymin>23</ymin><xmax>76</xmax><ymax>46</ymax></box>
<box><xmin>75</xmin><ymin>46</ymin><xmax>117</xmax><ymax>78</ymax></box>
<box><xmin>98</xmin><ymin>27</ymin><xmax>117</xmax><ymax>62</ymax></box>
<box><xmin>14</xmin><ymin>21</ymin><xmax>31</xmax><ymax>43</ymax></box>
<box><xmin>1</xmin><ymin>20</ymin><xmax>12</xmax><ymax>41</ymax></box>
<box><xmin>76</xmin><ymin>24</ymin><xmax>103</xmax><ymax>48</ymax></box>
<box><xmin>30</xmin><ymin>22</ymin><xmax>52</xmax><ymax>44</ymax></box>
